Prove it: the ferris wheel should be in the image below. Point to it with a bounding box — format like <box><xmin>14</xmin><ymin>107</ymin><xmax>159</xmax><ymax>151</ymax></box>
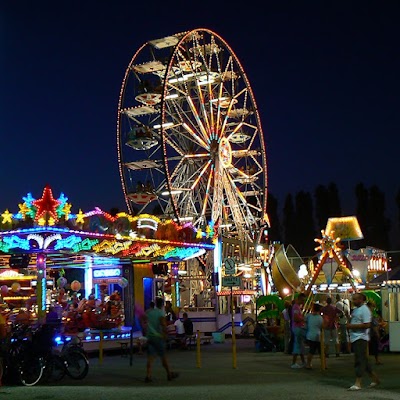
<box><xmin>117</xmin><ymin>28</ymin><xmax>268</xmax><ymax>243</ymax></box>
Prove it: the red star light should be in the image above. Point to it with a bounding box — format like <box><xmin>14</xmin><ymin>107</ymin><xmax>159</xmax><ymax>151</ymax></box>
<box><xmin>33</xmin><ymin>185</ymin><xmax>61</xmax><ymax>222</ymax></box>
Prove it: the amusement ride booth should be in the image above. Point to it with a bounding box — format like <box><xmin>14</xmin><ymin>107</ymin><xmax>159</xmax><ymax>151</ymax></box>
<box><xmin>0</xmin><ymin>185</ymin><xmax>214</xmax><ymax>346</ymax></box>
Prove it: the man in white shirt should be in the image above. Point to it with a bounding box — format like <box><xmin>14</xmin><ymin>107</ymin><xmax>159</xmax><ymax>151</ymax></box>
<box><xmin>174</xmin><ymin>315</ymin><xmax>186</xmax><ymax>348</ymax></box>
<box><xmin>346</xmin><ymin>293</ymin><xmax>380</xmax><ymax>391</ymax></box>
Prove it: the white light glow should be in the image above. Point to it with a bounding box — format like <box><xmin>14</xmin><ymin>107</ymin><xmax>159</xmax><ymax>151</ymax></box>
<box><xmin>165</xmin><ymin>93</ymin><xmax>179</xmax><ymax>99</ymax></box>
<box><xmin>153</xmin><ymin>122</ymin><xmax>174</xmax><ymax>129</ymax></box>
<box><xmin>161</xmin><ymin>190</ymin><xmax>183</xmax><ymax>196</ymax></box>
<box><xmin>197</xmin><ymin>78</ymin><xmax>215</xmax><ymax>86</ymax></box>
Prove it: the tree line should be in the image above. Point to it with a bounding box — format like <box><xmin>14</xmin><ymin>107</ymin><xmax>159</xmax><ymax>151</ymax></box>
<box><xmin>267</xmin><ymin>182</ymin><xmax>397</xmax><ymax>260</ymax></box>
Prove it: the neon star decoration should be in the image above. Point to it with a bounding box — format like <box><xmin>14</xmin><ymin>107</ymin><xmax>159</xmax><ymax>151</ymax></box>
<box><xmin>314</xmin><ymin>229</ymin><xmax>342</xmax><ymax>258</ymax></box>
<box><xmin>32</xmin><ymin>185</ymin><xmax>61</xmax><ymax>223</ymax></box>
<box><xmin>38</xmin><ymin>217</ymin><xmax>47</xmax><ymax>226</ymax></box>
<box><xmin>62</xmin><ymin>203</ymin><xmax>72</xmax><ymax>220</ymax></box>
<box><xmin>48</xmin><ymin>217</ymin><xmax>56</xmax><ymax>226</ymax></box>
<box><xmin>75</xmin><ymin>209</ymin><xmax>85</xmax><ymax>224</ymax></box>
<box><xmin>1</xmin><ymin>210</ymin><xmax>13</xmax><ymax>224</ymax></box>
<box><xmin>18</xmin><ymin>203</ymin><xmax>30</xmax><ymax>218</ymax></box>
<box><xmin>305</xmin><ymin>229</ymin><xmax>357</xmax><ymax>296</ymax></box>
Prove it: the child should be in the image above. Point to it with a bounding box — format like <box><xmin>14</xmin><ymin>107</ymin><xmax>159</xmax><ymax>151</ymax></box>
<box><xmin>305</xmin><ymin>303</ymin><xmax>323</xmax><ymax>369</ymax></box>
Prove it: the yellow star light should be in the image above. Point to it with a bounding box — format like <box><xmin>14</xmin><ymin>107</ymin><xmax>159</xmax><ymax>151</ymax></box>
<box><xmin>48</xmin><ymin>217</ymin><xmax>56</xmax><ymax>226</ymax></box>
<box><xmin>38</xmin><ymin>217</ymin><xmax>46</xmax><ymax>226</ymax></box>
<box><xmin>1</xmin><ymin>209</ymin><xmax>13</xmax><ymax>224</ymax></box>
<box><xmin>18</xmin><ymin>203</ymin><xmax>30</xmax><ymax>218</ymax></box>
<box><xmin>76</xmin><ymin>209</ymin><xmax>85</xmax><ymax>224</ymax></box>
<box><xmin>63</xmin><ymin>203</ymin><xmax>72</xmax><ymax>220</ymax></box>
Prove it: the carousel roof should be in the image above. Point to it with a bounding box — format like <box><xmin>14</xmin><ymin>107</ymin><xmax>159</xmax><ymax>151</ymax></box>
<box><xmin>0</xmin><ymin>186</ymin><xmax>215</xmax><ymax>262</ymax></box>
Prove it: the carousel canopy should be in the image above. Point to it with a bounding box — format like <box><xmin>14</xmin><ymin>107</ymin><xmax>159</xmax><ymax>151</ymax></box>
<box><xmin>0</xmin><ymin>185</ymin><xmax>215</xmax><ymax>262</ymax></box>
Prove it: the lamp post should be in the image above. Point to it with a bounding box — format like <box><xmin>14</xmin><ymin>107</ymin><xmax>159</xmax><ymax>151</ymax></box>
<box><xmin>256</xmin><ymin>245</ymin><xmax>270</xmax><ymax>295</ymax></box>
<box><xmin>36</xmin><ymin>253</ymin><xmax>47</xmax><ymax>323</ymax></box>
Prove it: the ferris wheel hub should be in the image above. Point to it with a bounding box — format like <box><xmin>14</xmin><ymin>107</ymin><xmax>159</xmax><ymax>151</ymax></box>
<box><xmin>219</xmin><ymin>137</ymin><xmax>232</xmax><ymax>168</ymax></box>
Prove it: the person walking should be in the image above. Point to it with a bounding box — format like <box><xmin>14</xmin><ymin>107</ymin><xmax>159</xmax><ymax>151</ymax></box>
<box><xmin>367</xmin><ymin>302</ymin><xmax>383</xmax><ymax>365</ymax></box>
<box><xmin>335</xmin><ymin>294</ymin><xmax>351</xmax><ymax>353</ymax></box>
<box><xmin>282</xmin><ymin>301</ymin><xmax>292</xmax><ymax>354</ymax></box>
<box><xmin>321</xmin><ymin>296</ymin><xmax>341</xmax><ymax>357</ymax></box>
<box><xmin>143</xmin><ymin>297</ymin><xmax>179</xmax><ymax>382</ymax></box>
<box><xmin>305</xmin><ymin>302</ymin><xmax>323</xmax><ymax>369</ymax></box>
<box><xmin>346</xmin><ymin>293</ymin><xmax>380</xmax><ymax>391</ymax></box>
<box><xmin>290</xmin><ymin>293</ymin><xmax>306</xmax><ymax>369</ymax></box>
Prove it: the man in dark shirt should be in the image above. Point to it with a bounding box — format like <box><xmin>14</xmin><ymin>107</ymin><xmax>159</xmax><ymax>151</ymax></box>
<box><xmin>322</xmin><ymin>297</ymin><xmax>342</xmax><ymax>357</ymax></box>
<box><xmin>182</xmin><ymin>312</ymin><xmax>193</xmax><ymax>335</ymax></box>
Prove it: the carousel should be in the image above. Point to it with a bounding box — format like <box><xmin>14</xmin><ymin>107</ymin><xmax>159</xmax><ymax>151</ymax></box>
<box><xmin>0</xmin><ymin>185</ymin><xmax>215</xmax><ymax>343</ymax></box>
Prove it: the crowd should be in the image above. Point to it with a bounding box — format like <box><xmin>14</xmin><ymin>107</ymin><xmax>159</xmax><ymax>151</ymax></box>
<box><xmin>283</xmin><ymin>292</ymin><xmax>386</xmax><ymax>391</ymax></box>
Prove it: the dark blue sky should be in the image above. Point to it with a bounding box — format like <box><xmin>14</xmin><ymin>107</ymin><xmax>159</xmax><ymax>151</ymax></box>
<box><xmin>1</xmin><ymin>1</ymin><xmax>399</xmax><ymax>224</ymax></box>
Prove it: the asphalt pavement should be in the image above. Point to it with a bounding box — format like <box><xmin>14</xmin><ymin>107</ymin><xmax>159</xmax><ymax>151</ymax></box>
<box><xmin>1</xmin><ymin>338</ymin><xmax>399</xmax><ymax>400</ymax></box>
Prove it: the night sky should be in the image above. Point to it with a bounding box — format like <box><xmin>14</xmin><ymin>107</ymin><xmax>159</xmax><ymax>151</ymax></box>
<box><xmin>1</xmin><ymin>1</ymin><xmax>399</xmax><ymax>228</ymax></box>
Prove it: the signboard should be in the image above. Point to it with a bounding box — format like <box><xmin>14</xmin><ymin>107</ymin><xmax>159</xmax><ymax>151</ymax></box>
<box><xmin>93</xmin><ymin>268</ymin><xmax>121</xmax><ymax>278</ymax></box>
<box><xmin>222</xmin><ymin>276</ymin><xmax>241</xmax><ymax>287</ymax></box>
<box><xmin>224</xmin><ymin>258</ymin><xmax>236</xmax><ymax>275</ymax></box>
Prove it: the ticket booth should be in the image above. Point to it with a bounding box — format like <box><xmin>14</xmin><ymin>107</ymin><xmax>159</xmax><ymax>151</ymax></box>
<box><xmin>381</xmin><ymin>282</ymin><xmax>400</xmax><ymax>351</ymax></box>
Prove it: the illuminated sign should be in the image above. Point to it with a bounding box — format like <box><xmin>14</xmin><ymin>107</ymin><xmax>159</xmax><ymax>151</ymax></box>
<box><xmin>93</xmin><ymin>268</ymin><xmax>121</xmax><ymax>278</ymax></box>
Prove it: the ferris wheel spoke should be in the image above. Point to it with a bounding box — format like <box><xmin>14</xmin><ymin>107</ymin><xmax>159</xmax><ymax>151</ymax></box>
<box><xmin>211</xmin><ymin>165</ymin><xmax>223</xmax><ymax>222</ymax></box>
<box><xmin>178</xmin><ymin>122</ymin><xmax>207</xmax><ymax>149</ymax></box>
<box><xmin>186</xmin><ymin>96</ymin><xmax>210</xmax><ymax>143</ymax></box>
<box><xmin>213</xmin><ymin>81</ymin><xmax>225</xmax><ymax>137</ymax></box>
<box><xmin>189</xmin><ymin>160</ymin><xmax>212</xmax><ymax>191</ymax></box>
<box><xmin>201</xmin><ymin>166</ymin><xmax>214</xmax><ymax>219</ymax></box>
<box><xmin>225</xmin><ymin>170</ymin><xmax>259</xmax><ymax>235</ymax></box>
<box><xmin>167</xmin><ymin>157</ymin><xmax>186</xmax><ymax>183</ymax></box>
<box><xmin>196</xmin><ymin>86</ymin><xmax>212</xmax><ymax>136</ymax></box>
<box><xmin>170</xmin><ymin>159</ymin><xmax>208</xmax><ymax>189</ymax></box>
<box><xmin>164</xmin><ymin>134</ymin><xmax>185</xmax><ymax>157</ymax></box>
<box><xmin>222</xmin><ymin>173</ymin><xmax>247</xmax><ymax>238</ymax></box>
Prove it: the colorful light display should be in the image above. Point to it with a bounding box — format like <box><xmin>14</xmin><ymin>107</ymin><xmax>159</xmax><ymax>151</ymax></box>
<box><xmin>0</xmin><ymin>186</ymin><xmax>215</xmax><ymax>262</ymax></box>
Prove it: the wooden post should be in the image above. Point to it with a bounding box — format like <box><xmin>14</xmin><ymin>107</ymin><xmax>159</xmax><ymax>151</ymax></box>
<box><xmin>196</xmin><ymin>330</ymin><xmax>201</xmax><ymax>368</ymax></box>
<box><xmin>99</xmin><ymin>331</ymin><xmax>104</xmax><ymax>365</ymax></box>
<box><xmin>129</xmin><ymin>328</ymin><xmax>133</xmax><ymax>367</ymax></box>
<box><xmin>231</xmin><ymin>287</ymin><xmax>237</xmax><ymax>369</ymax></box>
<box><xmin>320</xmin><ymin>329</ymin><xmax>326</xmax><ymax>370</ymax></box>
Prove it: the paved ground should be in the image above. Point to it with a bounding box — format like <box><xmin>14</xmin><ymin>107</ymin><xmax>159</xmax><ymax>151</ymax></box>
<box><xmin>1</xmin><ymin>338</ymin><xmax>399</xmax><ymax>400</ymax></box>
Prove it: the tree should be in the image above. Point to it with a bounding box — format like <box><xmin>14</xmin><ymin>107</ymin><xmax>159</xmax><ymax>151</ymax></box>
<box><xmin>282</xmin><ymin>194</ymin><xmax>296</xmax><ymax>246</ymax></box>
<box><xmin>355</xmin><ymin>183</ymin><xmax>390</xmax><ymax>250</ymax></box>
<box><xmin>314</xmin><ymin>182</ymin><xmax>342</xmax><ymax>231</ymax></box>
<box><xmin>314</xmin><ymin>184</ymin><xmax>329</xmax><ymax>230</ymax></box>
<box><xmin>267</xmin><ymin>193</ymin><xmax>281</xmax><ymax>243</ymax></box>
<box><xmin>294</xmin><ymin>191</ymin><xmax>315</xmax><ymax>257</ymax></box>
<box><xmin>327</xmin><ymin>182</ymin><xmax>341</xmax><ymax>217</ymax></box>
<box><xmin>368</xmin><ymin>185</ymin><xmax>390</xmax><ymax>250</ymax></box>
<box><xmin>395</xmin><ymin>189</ymin><xmax>400</xmax><ymax>249</ymax></box>
<box><xmin>355</xmin><ymin>183</ymin><xmax>369</xmax><ymax>248</ymax></box>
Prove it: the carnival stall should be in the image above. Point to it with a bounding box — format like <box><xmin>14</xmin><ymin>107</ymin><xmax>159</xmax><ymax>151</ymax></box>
<box><xmin>0</xmin><ymin>185</ymin><xmax>215</xmax><ymax>343</ymax></box>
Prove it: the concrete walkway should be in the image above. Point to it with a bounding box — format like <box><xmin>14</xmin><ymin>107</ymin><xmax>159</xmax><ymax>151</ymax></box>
<box><xmin>1</xmin><ymin>338</ymin><xmax>399</xmax><ymax>400</ymax></box>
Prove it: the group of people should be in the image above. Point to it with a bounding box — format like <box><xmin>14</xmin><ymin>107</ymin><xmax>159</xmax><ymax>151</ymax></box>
<box><xmin>164</xmin><ymin>301</ymin><xmax>194</xmax><ymax>349</ymax></box>
<box><xmin>283</xmin><ymin>292</ymin><xmax>384</xmax><ymax>390</ymax></box>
